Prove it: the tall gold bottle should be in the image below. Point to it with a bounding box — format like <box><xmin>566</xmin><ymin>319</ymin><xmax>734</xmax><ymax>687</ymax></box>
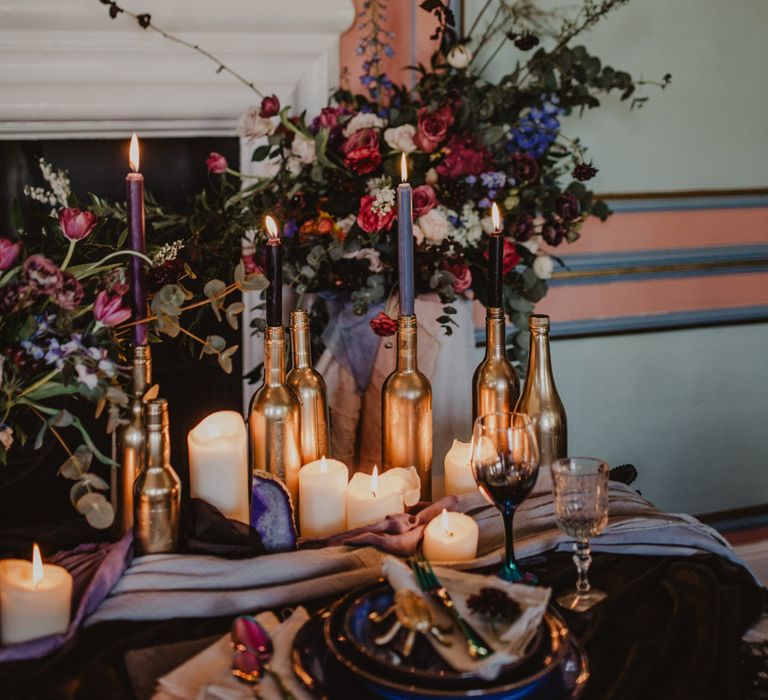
<box><xmin>472</xmin><ymin>307</ymin><xmax>520</xmax><ymax>423</ymax></box>
<box><xmin>514</xmin><ymin>315</ymin><xmax>567</xmax><ymax>468</ymax></box>
<box><xmin>134</xmin><ymin>399</ymin><xmax>181</xmax><ymax>554</ymax></box>
<box><xmin>382</xmin><ymin>315</ymin><xmax>432</xmax><ymax>500</ymax></box>
<box><xmin>112</xmin><ymin>345</ymin><xmax>152</xmax><ymax>539</ymax></box>
<box><xmin>287</xmin><ymin>310</ymin><xmax>330</xmax><ymax>463</ymax></box>
<box><xmin>248</xmin><ymin>325</ymin><xmax>302</xmax><ymax>508</ymax></box>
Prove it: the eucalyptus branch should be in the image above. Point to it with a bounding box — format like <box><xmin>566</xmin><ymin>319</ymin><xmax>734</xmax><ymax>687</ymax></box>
<box><xmin>99</xmin><ymin>0</ymin><xmax>263</xmax><ymax>98</ymax></box>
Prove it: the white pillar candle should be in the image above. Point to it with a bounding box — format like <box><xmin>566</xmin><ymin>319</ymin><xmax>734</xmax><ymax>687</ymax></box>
<box><xmin>0</xmin><ymin>544</ymin><xmax>73</xmax><ymax>645</ymax></box>
<box><xmin>299</xmin><ymin>456</ymin><xmax>349</xmax><ymax>538</ymax></box>
<box><xmin>380</xmin><ymin>466</ymin><xmax>421</xmax><ymax>506</ymax></box>
<box><xmin>423</xmin><ymin>508</ymin><xmax>479</xmax><ymax>562</ymax></box>
<box><xmin>188</xmin><ymin>411</ymin><xmax>250</xmax><ymax>524</ymax></box>
<box><xmin>346</xmin><ymin>466</ymin><xmax>405</xmax><ymax>530</ymax></box>
<box><xmin>444</xmin><ymin>439</ymin><xmax>478</xmax><ymax>496</ymax></box>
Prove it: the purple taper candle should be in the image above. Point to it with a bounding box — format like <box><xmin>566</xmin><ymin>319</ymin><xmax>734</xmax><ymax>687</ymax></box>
<box><xmin>488</xmin><ymin>202</ymin><xmax>503</xmax><ymax>308</ymax></box>
<box><xmin>126</xmin><ymin>134</ymin><xmax>147</xmax><ymax>346</ymax></box>
<box><xmin>397</xmin><ymin>153</ymin><xmax>415</xmax><ymax>317</ymax></box>
<box><xmin>264</xmin><ymin>215</ymin><xmax>283</xmax><ymax>327</ymax></box>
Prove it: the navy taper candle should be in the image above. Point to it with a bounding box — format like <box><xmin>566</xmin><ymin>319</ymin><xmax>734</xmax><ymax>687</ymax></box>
<box><xmin>397</xmin><ymin>154</ymin><xmax>415</xmax><ymax>316</ymax></box>
<box><xmin>264</xmin><ymin>216</ymin><xmax>282</xmax><ymax>327</ymax></box>
<box><xmin>488</xmin><ymin>202</ymin><xmax>503</xmax><ymax>308</ymax></box>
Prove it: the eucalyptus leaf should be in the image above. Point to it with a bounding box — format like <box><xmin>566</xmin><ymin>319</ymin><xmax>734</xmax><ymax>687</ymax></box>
<box><xmin>24</xmin><ymin>382</ymin><xmax>78</xmax><ymax>401</ymax></box>
<box><xmin>50</xmin><ymin>409</ymin><xmax>74</xmax><ymax>427</ymax></box>
<box><xmin>218</xmin><ymin>345</ymin><xmax>238</xmax><ymax>374</ymax></box>
<box><xmin>59</xmin><ymin>445</ymin><xmax>93</xmax><ymax>479</ymax></box>
<box><xmin>225</xmin><ymin>302</ymin><xmax>245</xmax><ymax>330</ymax></box>
<box><xmin>76</xmin><ymin>492</ymin><xmax>115</xmax><ymax>529</ymax></box>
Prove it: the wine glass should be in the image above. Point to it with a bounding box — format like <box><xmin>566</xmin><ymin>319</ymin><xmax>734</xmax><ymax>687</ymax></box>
<box><xmin>551</xmin><ymin>457</ymin><xmax>609</xmax><ymax>612</ymax></box>
<box><xmin>470</xmin><ymin>412</ymin><xmax>540</xmax><ymax>583</ymax></box>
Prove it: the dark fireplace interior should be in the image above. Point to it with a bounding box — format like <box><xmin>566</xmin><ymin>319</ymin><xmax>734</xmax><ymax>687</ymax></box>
<box><xmin>0</xmin><ymin>137</ymin><xmax>246</xmax><ymax>537</ymax></box>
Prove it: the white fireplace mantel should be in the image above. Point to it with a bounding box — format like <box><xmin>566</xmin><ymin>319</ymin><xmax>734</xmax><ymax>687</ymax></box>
<box><xmin>0</xmin><ymin>0</ymin><xmax>354</xmax><ymax>139</ymax></box>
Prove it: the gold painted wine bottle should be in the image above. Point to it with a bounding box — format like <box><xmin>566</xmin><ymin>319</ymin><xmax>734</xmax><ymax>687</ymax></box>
<box><xmin>112</xmin><ymin>344</ymin><xmax>151</xmax><ymax>539</ymax></box>
<box><xmin>382</xmin><ymin>315</ymin><xmax>432</xmax><ymax>500</ymax></box>
<box><xmin>248</xmin><ymin>325</ymin><xmax>302</xmax><ymax>508</ymax></box>
<box><xmin>134</xmin><ymin>399</ymin><xmax>181</xmax><ymax>554</ymax></box>
<box><xmin>514</xmin><ymin>314</ymin><xmax>567</xmax><ymax>467</ymax></box>
<box><xmin>472</xmin><ymin>307</ymin><xmax>520</xmax><ymax>423</ymax></box>
<box><xmin>287</xmin><ymin>310</ymin><xmax>330</xmax><ymax>463</ymax></box>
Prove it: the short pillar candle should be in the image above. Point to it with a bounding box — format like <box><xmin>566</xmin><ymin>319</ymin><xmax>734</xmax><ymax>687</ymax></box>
<box><xmin>422</xmin><ymin>508</ymin><xmax>479</xmax><ymax>563</ymax></box>
<box><xmin>299</xmin><ymin>456</ymin><xmax>349</xmax><ymax>538</ymax></box>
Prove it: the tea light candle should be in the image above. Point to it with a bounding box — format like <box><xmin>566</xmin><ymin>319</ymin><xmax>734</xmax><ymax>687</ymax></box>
<box><xmin>444</xmin><ymin>439</ymin><xmax>479</xmax><ymax>496</ymax></box>
<box><xmin>423</xmin><ymin>508</ymin><xmax>479</xmax><ymax>563</ymax></box>
<box><xmin>346</xmin><ymin>466</ymin><xmax>405</xmax><ymax>530</ymax></box>
<box><xmin>0</xmin><ymin>544</ymin><xmax>73</xmax><ymax>645</ymax></box>
<box><xmin>188</xmin><ymin>411</ymin><xmax>250</xmax><ymax>523</ymax></box>
<box><xmin>299</xmin><ymin>456</ymin><xmax>349</xmax><ymax>538</ymax></box>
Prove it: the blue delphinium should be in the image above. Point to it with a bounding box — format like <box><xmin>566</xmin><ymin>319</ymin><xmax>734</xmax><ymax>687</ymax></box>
<box><xmin>508</xmin><ymin>96</ymin><xmax>564</xmax><ymax>158</ymax></box>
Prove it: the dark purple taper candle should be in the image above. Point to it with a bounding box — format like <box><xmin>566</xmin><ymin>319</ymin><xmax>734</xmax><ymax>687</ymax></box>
<box><xmin>127</xmin><ymin>134</ymin><xmax>147</xmax><ymax>346</ymax></box>
<box><xmin>265</xmin><ymin>215</ymin><xmax>282</xmax><ymax>327</ymax></box>
<box><xmin>488</xmin><ymin>202</ymin><xmax>503</xmax><ymax>308</ymax></box>
<box><xmin>397</xmin><ymin>153</ymin><xmax>415</xmax><ymax>316</ymax></box>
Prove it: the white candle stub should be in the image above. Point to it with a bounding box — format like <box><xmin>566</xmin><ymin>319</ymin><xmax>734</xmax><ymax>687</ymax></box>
<box><xmin>423</xmin><ymin>509</ymin><xmax>479</xmax><ymax>563</ymax></box>
<box><xmin>444</xmin><ymin>439</ymin><xmax>479</xmax><ymax>496</ymax></box>
<box><xmin>346</xmin><ymin>466</ymin><xmax>405</xmax><ymax>530</ymax></box>
<box><xmin>299</xmin><ymin>455</ymin><xmax>349</xmax><ymax>539</ymax></box>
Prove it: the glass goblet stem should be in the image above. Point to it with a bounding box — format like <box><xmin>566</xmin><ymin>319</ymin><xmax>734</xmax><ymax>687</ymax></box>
<box><xmin>500</xmin><ymin>506</ymin><xmax>522</xmax><ymax>582</ymax></box>
<box><xmin>574</xmin><ymin>539</ymin><xmax>592</xmax><ymax>596</ymax></box>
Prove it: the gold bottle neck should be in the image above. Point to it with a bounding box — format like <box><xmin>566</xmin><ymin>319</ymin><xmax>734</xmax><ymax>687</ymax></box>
<box><xmin>264</xmin><ymin>325</ymin><xmax>287</xmax><ymax>386</ymax></box>
<box><xmin>396</xmin><ymin>315</ymin><xmax>418</xmax><ymax>372</ymax></box>
<box><xmin>132</xmin><ymin>345</ymin><xmax>152</xmax><ymax>396</ymax></box>
<box><xmin>145</xmin><ymin>401</ymin><xmax>171</xmax><ymax>471</ymax></box>
<box><xmin>290</xmin><ymin>310</ymin><xmax>311</xmax><ymax>369</ymax></box>
<box><xmin>528</xmin><ymin>321</ymin><xmax>555</xmax><ymax>392</ymax></box>
<box><xmin>484</xmin><ymin>307</ymin><xmax>507</xmax><ymax>360</ymax></box>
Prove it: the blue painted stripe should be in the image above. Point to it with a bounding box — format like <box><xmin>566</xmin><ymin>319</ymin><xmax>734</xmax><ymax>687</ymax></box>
<box><xmin>605</xmin><ymin>193</ymin><xmax>768</xmax><ymax>213</ymax></box>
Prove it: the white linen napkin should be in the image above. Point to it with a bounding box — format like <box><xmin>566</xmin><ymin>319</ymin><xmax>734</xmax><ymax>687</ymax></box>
<box><xmin>381</xmin><ymin>556</ymin><xmax>550</xmax><ymax>681</ymax></box>
<box><xmin>152</xmin><ymin>607</ymin><xmax>313</xmax><ymax>700</ymax></box>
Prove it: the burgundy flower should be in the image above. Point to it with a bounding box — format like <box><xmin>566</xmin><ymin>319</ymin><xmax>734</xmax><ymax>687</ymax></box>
<box><xmin>542</xmin><ymin>219</ymin><xmax>567</xmax><ymax>247</ymax></box>
<box><xmin>58</xmin><ymin>208</ymin><xmax>97</xmax><ymax>242</ymax></box>
<box><xmin>513</xmin><ymin>32</ymin><xmax>540</xmax><ymax>51</ymax></box>
<box><xmin>259</xmin><ymin>94</ymin><xmax>281</xmax><ymax>118</ymax></box>
<box><xmin>94</xmin><ymin>290</ymin><xmax>131</xmax><ymax>327</ymax></box>
<box><xmin>412</xmin><ymin>185</ymin><xmax>437</xmax><ymax>218</ymax></box>
<box><xmin>23</xmin><ymin>254</ymin><xmax>62</xmax><ymax>293</ymax></box>
<box><xmin>52</xmin><ymin>273</ymin><xmax>84</xmax><ymax>310</ymax></box>
<box><xmin>511</xmin><ymin>153</ymin><xmax>540</xmax><ymax>183</ymax></box>
<box><xmin>206</xmin><ymin>152</ymin><xmax>228</xmax><ymax>174</ymax></box>
<box><xmin>513</xmin><ymin>214</ymin><xmax>535</xmax><ymax>242</ymax></box>
<box><xmin>343</xmin><ymin>128</ymin><xmax>382</xmax><ymax>175</ymax></box>
<box><xmin>357</xmin><ymin>195</ymin><xmax>395</xmax><ymax>234</ymax></box>
<box><xmin>370</xmin><ymin>311</ymin><xmax>397</xmax><ymax>337</ymax></box>
<box><xmin>555</xmin><ymin>193</ymin><xmax>581</xmax><ymax>221</ymax></box>
<box><xmin>0</xmin><ymin>238</ymin><xmax>21</xmax><ymax>271</ymax></box>
<box><xmin>318</xmin><ymin>107</ymin><xmax>340</xmax><ymax>130</ymax></box>
<box><xmin>414</xmin><ymin>105</ymin><xmax>455</xmax><ymax>154</ymax></box>
<box><xmin>484</xmin><ymin>238</ymin><xmax>520</xmax><ymax>274</ymax></box>
<box><xmin>572</xmin><ymin>161</ymin><xmax>599</xmax><ymax>181</ymax></box>
<box><xmin>445</xmin><ymin>260</ymin><xmax>472</xmax><ymax>293</ymax></box>
<box><xmin>436</xmin><ymin>135</ymin><xmax>492</xmax><ymax>179</ymax></box>
<box><xmin>241</xmin><ymin>253</ymin><xmax>263</xmax><ymax>275</ymax></box>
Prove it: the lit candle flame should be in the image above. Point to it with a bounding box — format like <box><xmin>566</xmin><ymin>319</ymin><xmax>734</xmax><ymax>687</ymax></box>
<box><xmin>265</xmin><ymin>215</ymin><xmax>280</xmax><ymax>241</ymax></box>
<box><xmin>371</xmin><ymin>465</ymin><xmax>379</xmax><ymax>498</ymax></box>
<box><xmin>320</xmin><ymin>456</ymin><xmax>328</xmax><ymax>474</ymax></box>
<box><xmin>129</xmin><ymin>133</ymin><xmax>140</xmax><ymax>172</ymax></box>
<box><xmin>32</xmin><ymin>543</ymin><xmax>43</xmax><ymax>588</ymax></box>
<box><xmin>491</xmin><ymin>202</ymin><xmax>501</xmax><ymax>232</ymax></box>
<box><xmin>441</xmin><ymin>508</ymin><xmax>453</xmax><ymax>537</ymax></box>
<box><xmin>400</xmin><ymin>152</ymin><xmax>408</xmax><ymax>183</ymax></box>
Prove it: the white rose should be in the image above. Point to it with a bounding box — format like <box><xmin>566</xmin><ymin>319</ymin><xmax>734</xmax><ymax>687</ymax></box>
<box><xmin>383</xmin><ymin>125</ymin><xmax>417</xmax><ymax>154</ymax></box>
<box><xmin>0</xmin><ymin>425</ymin><xmax>13</xmax><ymax>451</ymax></box>
<box><xmin>286</xmin><ymin>156</ymin><xmax>303</xmax><ymax>177</ymax></box>
<box><xmin>425</xmin><ymin>168</ymin><xmax>439</xmax><ymax>185</ymax></box>
<box><xmin>417</xmin><ymin>208</ymin><xmax>450</xmax><ymax>245</ymax></box>
<box><xmin>533</xmin><ymin>255</ymin><xmax>554</xmax><ymax>280</ymax></box>
<box><xmin>236</xmin><ymin>107</ymin><xmax>276</xmax><ymax>143</ymax></box>
<box><xmin>356</xmin><ymin>248</ymin><xmax>383</xmax><ymax>273</ymax></box>
<box><xmin>446</xmin><ymin>44</ymin><xmax>473</xmax><ymax>70</ymax></box>
<box><xmin>343</xmin><ymin>112</ymin><xmax>386</xmax><ymax>136</ymax></box>
<box><xmin>291</xmin><ymin>134</ymin><xmax>316</xmax><ymax>164</ymax></box>
<box><xmin>263</xmin><ymin>160</ymin><xmax>281</xmax><ymax>178</ymax></box>
<box><xmin>413</xmin><ymin>224</ymin><xmax>424</xmax><ymax>246</ymax></box>
<box><xmin>520</xmin><ymin>237</ymin><xmax>540</xmax><ymax>254</ymax></box>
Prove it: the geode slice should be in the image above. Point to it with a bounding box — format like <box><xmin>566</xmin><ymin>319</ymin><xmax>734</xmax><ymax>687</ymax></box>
<box><xmin>250</xmin><ymin>470</ymin><xmax>298</xmax><ymax>552</ymax></box>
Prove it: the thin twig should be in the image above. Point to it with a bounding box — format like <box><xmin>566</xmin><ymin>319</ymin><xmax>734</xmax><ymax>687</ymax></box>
<box><xmin>30</xmin><ymin>407</ymin><xmax>73</xmax><ymax>458</ymax></box>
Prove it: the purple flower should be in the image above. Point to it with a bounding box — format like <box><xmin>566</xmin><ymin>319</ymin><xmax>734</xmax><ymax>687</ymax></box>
<box><xmin>75</xmin><ymin>363</ymin><xmax>99</xmax><ymax>390</ymax></box>
<box><xmin>511</xmin><ymin>153</ymin><xmax>540</xmax><ymax>184</ymax></box>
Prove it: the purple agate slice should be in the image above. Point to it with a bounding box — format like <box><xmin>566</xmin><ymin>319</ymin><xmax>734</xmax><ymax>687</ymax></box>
<box><xmin>249</xmin><ymin>470</ymin><xmax>298</xmax><ymax>553</ymax></box>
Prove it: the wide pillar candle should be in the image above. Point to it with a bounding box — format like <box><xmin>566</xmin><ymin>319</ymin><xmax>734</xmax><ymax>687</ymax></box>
<box><xmin>299</xmin><ymin>457</ymin><xmax>349</xmax><ymax>538</ymax></box>
<box><xmin>444</xmin><ymin>439</ymin><xmax>479</xmax><ymax>496</ymax></box>
<box><xmin>0</xmin><ymin>545</ymin><xmax>72</xmax><ymax>645</ymax></box>
<box><xmin>423</xmin><ymin>509</ymin><xmax>479</xmax><ymax>562</ymax></box>
<box><xmin>346</xmin><ymin>467</ymin><xmax>405</xmax><ymax>530</ymax></box>
<box><xmin>188</xmin><ymin>411</ymin><xmax>250</xmax><ymax>523</ymax></box>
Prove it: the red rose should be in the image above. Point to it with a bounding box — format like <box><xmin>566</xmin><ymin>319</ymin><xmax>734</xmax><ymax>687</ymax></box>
<box><xmin>357</xmin><ymin>195</ymin><xmax>395</xmax><ymax>234</ymax></box>
<box><xmin>343</xmin><ymin>128</ymin><xmax>382</xmax><ymax>175</ymax></box>
<box><xmin>435</xmin><ymin>135</ymin><xmax>492</xmax><ymax>179</ymax></box>
<box><xmin>259</xmin><ymin>94</ymin><xmax>281</xmax><ymax>118</ymax></box>
<box><xmin>206</xmin><ymin>152</ymin><xmax>228</xmax><ymax>174</ymax></box>
<box><xmin>58</xmin><ymin>208</ymin><xmax>97</xmax><ymax>242</ymax></box>
<box><xmin>445</xmin><ymin>260</ymin><xmax>472</xmax><ymax>293</ymax></box>
<box><xmin>370</xmin><ymin>311</ymin><xmax>397</xmax><ymax>337</ymax></box>
<box><xmin>412</xmin><ymin>184</ymin><xmax>437</xmax><ymax>218</ymax></box>
<box><xmin>414</xmin><ymin>105</ymin><xmax>455</xmax><ymax>153</ymax></box>
<box><xmin>483</xmin><ymin>238</ymin><xmax>520</xmax><ymax>274</ymax></box>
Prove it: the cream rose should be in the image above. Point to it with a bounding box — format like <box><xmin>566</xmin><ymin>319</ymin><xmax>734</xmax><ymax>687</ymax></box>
<box><xmin>383</xmin><ymin>124</ymin><xmax>417</xmax><ymax>154</ymax></box>
<box><xmin>425</xmin><ymin>168</ymin><xmax>439</xmax><ymax>185</ymax></box>
<box><xmin>417</xmin><ymin>208</ymin><xmax>451</xmax><ymax>245</ymax></box>
<box><xmin>343</xmin><ymin>112</ymin><xmax>386</xmax><ymax>136</ymax></box>
<box><xmin>413</xmin><ymin>224</ymin><xmax>424</xmax><ymax>246</ymax></box>
<box><xmin>286</xmin><ymin>156</ymin><xmax>303</xmax><ymax>177</ymax></box>
<box><xmin>533</xmin><ymin>255</ymin><xmax>554</xmax><ymax>279</ymax></box>
<box><xmin>446</xmin><ymin>44</ymin><xmax>473</xmax><ymax>70</ymax></box>
<box><xmin>291</xmin><ymin>134</ymin><xmax>316</xmax><ymax>164</ymax></box>
<box><xmin>237</xmin><ymin>107</ymin><xmax>276</xmax><ymax>143</ymax></box>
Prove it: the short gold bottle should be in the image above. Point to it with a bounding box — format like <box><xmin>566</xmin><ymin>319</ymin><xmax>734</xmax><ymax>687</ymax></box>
<box><xmin>287</xmin><ymin>310</ymin><xmax>330</xmax><ymax>463</ymax></box>
<box><xmin>514</xmin><ymin>314</ymin><xmax>567</xmax><ymax>468</ymax></box>
<box><xmin>472</xmin><ymin>307</ymin><xmax>520</xmax><ymax>423</ymax></box>
<box><xmin>248</xmin><ymin>325</ymin><xmax>302</xmax><ymax>508</ymax></box>
<box><xmin>113</xmin><ymin>345</ymin><xmax>152</xmax><ymax>539</ymax></box>
<box><xmin>382</xmin><ymin>315</ymin><xmax>432</xmax><ymax>500</ymax></box>
<box><xmin>134</xmin><ymin>399</ymin><xmax>181</xmax><ymax>554</ymax></box>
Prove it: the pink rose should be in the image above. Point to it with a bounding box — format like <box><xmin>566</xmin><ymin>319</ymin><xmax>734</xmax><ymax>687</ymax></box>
<box><xmin>414</xmin><ymin>106</ymin><xmax>455</xmax><ymax>153</ymax></box>
<box><xmin>484</xmin><ymin>238</ymin><xmax>521</xmax><ymax>274</ymax></box>
<box><xmin>94</xmin><ymin>290</ymin><xmax>131</xmax><ymax>327</ymax></box>
<box><xmin>342</xmin><ymin>128</ymin><xmax>382</xmax><ymax>175</ymax></box>
<box><xmin>356</xmin><ymin>195</ymin><xmax>395</xmax><ymax>234</ymax></box>
<box><xmin>445</xmin><ymin>261</ymin><xmax>472</xmax><ymax>294</ymax></box>
<box><xmin>412</xmin><ymin>185</ymin><xmax>437</xmax><ymax>218</ymax></box>
<box><xmin>259</xmin><ymin>94</ymin><xmax>281</xmax><ymax>118</ymax></box>
<box><xmin>370</xmin><ymin>312</ymin><xmax>397</xmax><ymax>337</ymax></box>
<box><xmin>0</xmin><ymin>238</ymin><xmax>21</xmax><ymax>271</ymax></box>
<box><xmin>435</xmin><ymin>135</ymin><xmax>492</xmax><ymax>179</ymax></box>
<box><xmin>23</xmin><ymin>254</ymin><xmax>62</xmax><ymax>293</ymax></box>
<box><xmin>318</xmin><ymin>107</ymin><xmax>340</xmax><ymax>130</ymax></box>
<box><xmin>58</xmin><ymin>208</ymin><xmax>97</xmax><ymax>242</ymax></box>
<box><xmin>206</xmin><ymin>152</ymin><xmax>228</xmax><ymax>174</ymax></box>
<box><xmin>53</xmin><ymin>273</ymin><xmax>84</xmax><ymax>310</ymax></box>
